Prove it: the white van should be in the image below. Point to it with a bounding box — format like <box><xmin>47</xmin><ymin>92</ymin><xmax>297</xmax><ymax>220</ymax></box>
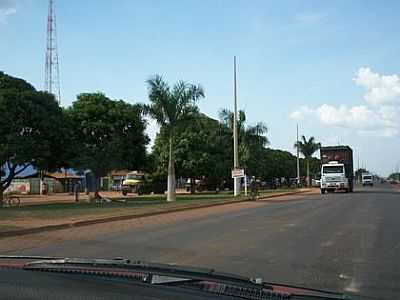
<box><xmin>362</xmin><ymin>173</ymin><xmax>373</xmax><ymax>186</ymax></box>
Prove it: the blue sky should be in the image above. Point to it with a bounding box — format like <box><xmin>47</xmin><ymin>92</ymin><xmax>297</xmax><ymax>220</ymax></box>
<box><xmin>1</xmin><ymin>0</ymin><xmax>400</xmax><ymax>176</ymax></box>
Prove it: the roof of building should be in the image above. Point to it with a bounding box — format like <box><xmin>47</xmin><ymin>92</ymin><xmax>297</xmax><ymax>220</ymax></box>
<box><xmin>110</xmin><ymin>170</ymin><xmax>132</xmax><ymax>176</ymax></box>
<box><xmin>18</xmin><ymin>171</ymin><xmax>81</xmax><ymax>180</ymax></box>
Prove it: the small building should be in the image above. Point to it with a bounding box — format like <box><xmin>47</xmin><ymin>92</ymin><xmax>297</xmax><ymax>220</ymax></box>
<box><xmin>13</xmin><ymin>171</ymin><xmax>82</xmax><ymax>194</ymax></box>
<box><xmin>101</xmin><ymin>170</ymin><xmax>131</xmax><ymax>191</ymax></box>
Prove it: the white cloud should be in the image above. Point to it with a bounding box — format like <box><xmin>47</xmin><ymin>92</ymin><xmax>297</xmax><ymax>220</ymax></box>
<box><xmin>0</xmin><ymin>0</ymin><xmax>16</xmax><ymax>23</ymax></box>
<box><xmin>289</xmin><ymin>105</ymin><xmax>314</xmax><ymax>120</ymax></box>
<box><xmin>290</xmin><ymin>67</ymin><xmax>400</xmax><ymax>137</ymax></box>
<box><xmin>353</xmin><ymin>67</ymin><xmax>400</xmax><ymax>106</ymax></box>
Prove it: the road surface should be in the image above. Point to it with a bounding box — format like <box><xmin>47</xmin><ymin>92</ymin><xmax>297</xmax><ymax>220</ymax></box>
<box><xmin>1</xmin><ymin>184</ymin><xmax>399</xmax><ymax>299</ymax></box>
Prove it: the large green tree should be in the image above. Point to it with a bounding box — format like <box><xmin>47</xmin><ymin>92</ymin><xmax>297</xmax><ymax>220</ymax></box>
<box><xmin>147</xmin><ymin>75</ymin><xmax>204</xmax><ymax>201</ymax></box>
<box><xmin>66</xmin><ymin>93</ymin><xmax>149</xmax><ymax>197</ymax></box>
<box><xmin>0</xmin><ymin>71</ymin><xmax>67</xmax><ymax>202</ymax></box>
<box><xmin>152</xmin><ymin>113</ymin><xmax>232</xmax><ymax>192</ymax></box>
<box><xmin>295</xmin><ymin>135</ymin><xmax>320</xmax><ymax>186</ymax></box>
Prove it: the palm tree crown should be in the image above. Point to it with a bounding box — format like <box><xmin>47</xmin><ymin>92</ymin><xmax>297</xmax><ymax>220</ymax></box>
<box><xmin>147</xmin><ymin>75</ymin><xmax>204</xmax><ymax>129</ymax></box>
<box><xmin>295</xmin><ymin>135</ymin><xmax>320</xmax><ymax>186</ymax></box>
<box><xmin>295</xmin><ymin>136</ymin><xmax>320</xmax><ymax>158</ymax></box>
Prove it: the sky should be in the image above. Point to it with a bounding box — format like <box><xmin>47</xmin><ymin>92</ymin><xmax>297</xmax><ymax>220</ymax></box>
<box><xmin>1</xmin><ymin>0</ymin><xmax>400</xmax><ymax>176</ymax></box>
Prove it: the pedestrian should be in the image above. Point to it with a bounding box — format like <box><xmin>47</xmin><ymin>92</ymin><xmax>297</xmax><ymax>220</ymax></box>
<box><xmin>74</xmin><ymin>181</ymin><xmax>81</xmax><ymax>202</ymax></box>
<box><xmin>42</xmin><ymin>182</ymin><xmax>48</xmax><ymax>195</ymax></box>
<box><xmin>250</xmin><ymin>176</ymin><xmax>258</xmax><ymax>199</ymax></box>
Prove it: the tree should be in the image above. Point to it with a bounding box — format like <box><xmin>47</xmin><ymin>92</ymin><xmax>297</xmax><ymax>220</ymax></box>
<box><xmin>66</xmin><ymin>93</ymin><xmax>149</xmax><ymax>198</ymax></box>
<box><xmin>218</xmin><ymin>109</ymin><xmax>269</xmax><ymax>176</ymax></box>
<box><xmin>0</xmin><ymin>72</ymin><xmax>65</xmax><ymax>200</ymax></box>
<box><xmin>0</xmin><ymin>71</ymin><xmax>66</xmax><ymax>202</ymax></box>
<box><xmin>147</xmin><ymin>75</ymin><xmax>204</xmax><ymax>201</ymax></box>
<box><xmin>295</xmin><ymin>136</ymin><xmax>320</xmax><ymax>186</ymax></box>
<box><xmin>152</xmin><ymin>113</ymin><xmax>232</xmax><ymax>193</ymax></box>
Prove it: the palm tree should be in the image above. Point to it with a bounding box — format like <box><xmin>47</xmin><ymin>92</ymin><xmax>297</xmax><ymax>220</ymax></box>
<box><xmin>218</xmin><ymin>109</ymin><xmax>269</xmax><ymax>170</ymax></box>
<box><xmin>147</xmin><ymin>75</ymin><xmax>204</xmax><ymax>201</ymax></box>
<box><xmin>295</xmin><ymin>136</ymin><xmax>320</xmax><ymax>186</ymax></box>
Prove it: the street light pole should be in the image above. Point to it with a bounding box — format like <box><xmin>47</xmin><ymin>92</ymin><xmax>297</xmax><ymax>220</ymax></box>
<box><xmin>296</xmin><ymin>123</ymin><xmax>300</xmax><ymax>186</ymax></box>
<box><xmin>233</xmin><ymin>56</ymin><xmax>240</xmax><ymax>196</ymax></box>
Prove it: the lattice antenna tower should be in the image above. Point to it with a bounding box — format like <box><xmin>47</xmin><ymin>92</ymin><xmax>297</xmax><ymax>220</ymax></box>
<box><xmin>44</xmin><ymin>0</ymin><xmax>61</xmax><ymax>104</ymax></box>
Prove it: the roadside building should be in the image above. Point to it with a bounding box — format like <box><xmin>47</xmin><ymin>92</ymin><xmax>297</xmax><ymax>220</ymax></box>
<box><xmin>11</xmin><ymin>172</ymin><xmax>82</xmax><ymax>194</ymax></box>
<box><xmin>100</xmin><ymin>170</ymin><xmax>131</xmax><ymax>191</ymax></box>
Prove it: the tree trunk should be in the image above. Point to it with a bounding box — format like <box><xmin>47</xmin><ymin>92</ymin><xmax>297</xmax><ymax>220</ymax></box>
<box><xmin>306</xmin><ymin>158</ymin><xmax>310</xmax><ymax>187</ymax></box>
<box><xmin>167</xmin><ymin>134</ymin><xmax>176</xmax><ymax>202</ymax></box>
<box><xmin>94</xmin><ymin>174</ymin><xmax>101</xmax><ymax>199</ymax></box>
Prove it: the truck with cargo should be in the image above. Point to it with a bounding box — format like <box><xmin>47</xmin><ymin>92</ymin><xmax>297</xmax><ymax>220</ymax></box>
<box><xmin>320</xmin><ymin>146</ymin><xmax>354</xmax><ymax>194</ymax></box>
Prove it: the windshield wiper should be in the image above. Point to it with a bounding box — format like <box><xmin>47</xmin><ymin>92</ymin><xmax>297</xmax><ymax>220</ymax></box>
<box><xmin>0</xmin><ymin>255</ymin><xmax>265</xmax><ymax>287</ymax></box>
<box><xmin>0</xmin><ymin>256</ymin><xmax>351</xmax><ymax>300</ymax></box>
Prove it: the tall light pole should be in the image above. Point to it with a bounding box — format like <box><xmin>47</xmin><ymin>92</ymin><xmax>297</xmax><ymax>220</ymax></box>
<box><xmin>233</xmin><ymin>56</ymin><xmax>240</xmax><ymax>196</ymax></box>
<box><xmin>296</xmin><ymin>124</ymin><xmax>300</xmax><ymax>186</ymax></box>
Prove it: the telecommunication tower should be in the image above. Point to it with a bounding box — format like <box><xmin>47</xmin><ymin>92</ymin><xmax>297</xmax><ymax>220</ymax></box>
<box><xmin>44</xmin><ymin>0</ymin><xmax>61</xmax><ymax>104</ymax></box>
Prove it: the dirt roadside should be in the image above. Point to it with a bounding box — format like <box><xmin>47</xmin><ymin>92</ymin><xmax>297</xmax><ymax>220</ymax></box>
<box><xmin>0</xmin><ymin>189</ymin><xmax>320</xmax><ymax>254</ymax></box>
<box><xmin>0</xmin><ymin>188</ymin><xmax>317</xmax><ymax>240</ymax></box>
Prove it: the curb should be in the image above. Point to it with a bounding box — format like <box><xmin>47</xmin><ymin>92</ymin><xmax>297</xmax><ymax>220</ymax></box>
<box><xmin>0</xmin><ymin>189</ymin><xmax>311</xmax><ymax>239</ymax></box>
<box><xmin>257</xmin><ymin>189</ymin><xmax>313</xmax><ymax>201</ymax></box>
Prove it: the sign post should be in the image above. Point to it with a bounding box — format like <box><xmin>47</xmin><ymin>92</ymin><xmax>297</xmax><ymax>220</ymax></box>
<box><xmin>232</xmin><ymin>169</ymin><xmax>245</xmax><ymax>196</ymax></box>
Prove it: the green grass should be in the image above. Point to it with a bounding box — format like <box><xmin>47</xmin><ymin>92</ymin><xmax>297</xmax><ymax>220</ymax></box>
<box><xmin>0</xmin><ymin>193</ymin><xmax>240</xmax><ymax>222</ymax></box>
<box><xmin>0</xmin><ymin>224</ymin><xmax>22</xmax><ymax>231</ymax></box>
<box><xmin>0</xmin><ymin>189</ymin><xmax>302</xmax><ymax>229</ymax></box>
<box><xmin>258</xmin><ymin>188</ymin><xmax>298</xmax><ymax>195</ymax></box>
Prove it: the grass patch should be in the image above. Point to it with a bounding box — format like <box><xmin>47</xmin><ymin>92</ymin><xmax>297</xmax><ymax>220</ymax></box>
<box><xmin>258</xmin><ymin>188</ymin><xmax>297</xmax><ymax>195</ymax></box>
<box><xmin>0</xmin><ymin>224</ymin><xmax>23</xmax><ymax>231</ymax></box>
<box><xmin>0</xmin><ymin>189</ymin><xmax>301</xmax><ymax>228</ymax></box>
<box><xmin>0</xmin><ymin>193</ymin><xmax>240</xmax><ymax>222</ymax></box>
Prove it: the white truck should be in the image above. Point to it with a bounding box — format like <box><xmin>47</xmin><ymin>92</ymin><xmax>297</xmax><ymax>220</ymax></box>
<box><xmin>320</xmin><ymin>146</ymin><xmax>354</xmax><ymax>194</ymax></box>
<box><xmin>362</xmin><ymin>173</ymin><xmax>373</xmax><ymax>186</ymax></box>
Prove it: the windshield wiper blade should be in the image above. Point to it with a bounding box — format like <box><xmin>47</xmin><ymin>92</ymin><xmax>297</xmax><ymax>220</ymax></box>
<box><xmin>7</xmin><ymin>256</ymin><xmax>266</xmax><ymax>288</ymax></box>
<box><xmin>0</xmin><ymin>255</ymin><xmax>64</xmax><ymax>260</ymax></box>
<box><xmin>0</xmin><ymin>256</ymin><xmax>351</xmax><ymax>300</ymax></box>
<box><xmin>24</xmin><ymin>257</ymin><xmax>268</xmax><ymax>288</ymax></box>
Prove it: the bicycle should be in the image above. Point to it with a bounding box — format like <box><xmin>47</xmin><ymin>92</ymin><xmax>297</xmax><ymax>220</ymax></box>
<box><xmin>1</xmin><ymin>194</ymin><xmax>21</xmax><ymax>208</ymax></box>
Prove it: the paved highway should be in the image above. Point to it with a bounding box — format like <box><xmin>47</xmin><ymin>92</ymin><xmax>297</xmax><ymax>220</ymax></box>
<box><xmin>2</xmin><ymin>184</ymin><xmax>399</xmax><ymax>299</ymax></box>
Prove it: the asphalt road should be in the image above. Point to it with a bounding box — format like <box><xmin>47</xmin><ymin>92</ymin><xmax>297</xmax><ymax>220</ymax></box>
<box><xmin>3</xmin><ymin>184</ymin><xmax>400</xmax><ymax>299</ymax></box>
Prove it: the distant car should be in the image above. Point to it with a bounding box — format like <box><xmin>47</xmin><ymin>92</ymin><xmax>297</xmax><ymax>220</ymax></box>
<box><xmin>362</xmin><ymin>173</ymin><xmax>373</xmax><ymax>187</ymax></box>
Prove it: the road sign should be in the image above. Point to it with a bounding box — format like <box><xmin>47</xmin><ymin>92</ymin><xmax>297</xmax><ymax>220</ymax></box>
<box><xmin>232</xmin><ymin>169</ymin><xmax>245</xmax><ymax>178</ymax></box>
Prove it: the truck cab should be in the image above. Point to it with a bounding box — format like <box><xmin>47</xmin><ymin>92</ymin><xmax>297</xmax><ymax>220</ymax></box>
<box><xmin>121</xmin><ymin>171</ymin><xmax>145</xmax><ymax>196</ymax></box>
<box><xmin>362</xmin><ymin>173</ymin><xmax>373</xmax><ymax>186</ymax></box>
<box><xmin>320</xmin><ymin>161</ymin><xmax>349</xmax><ymax>193</ymax></box>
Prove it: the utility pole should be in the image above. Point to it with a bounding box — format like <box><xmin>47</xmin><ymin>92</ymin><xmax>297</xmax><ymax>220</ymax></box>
<box><xmin>45</xmin><ymin>0</ymin><xmax>61</xmax><ymax>104</ymax></box>
<box><xmin>296</xmin><ymin>124</ymin><xmax>300</xmax><ymax>186</ymax></box>
<box><xmin>233</xmin><ymin>56</ymin><xmax>241</xmax><ymax>196</ymax></box>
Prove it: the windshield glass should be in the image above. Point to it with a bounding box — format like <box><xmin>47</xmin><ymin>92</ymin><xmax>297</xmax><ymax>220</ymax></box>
<box><xmin>323</xmin><ymin>166</ymin><xmax>344</xmax><ymax>174</ymax></box>
<box><xmin>3</xmin><ymin>1</ymin><xmax>398</xmax><ymax>299</ymax></box>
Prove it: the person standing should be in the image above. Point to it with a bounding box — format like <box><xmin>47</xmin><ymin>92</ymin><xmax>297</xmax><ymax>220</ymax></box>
<box><xmin>74</xmin><ymin>181</ymin><xmax>81</xmax><ymax>202</ymax></box>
